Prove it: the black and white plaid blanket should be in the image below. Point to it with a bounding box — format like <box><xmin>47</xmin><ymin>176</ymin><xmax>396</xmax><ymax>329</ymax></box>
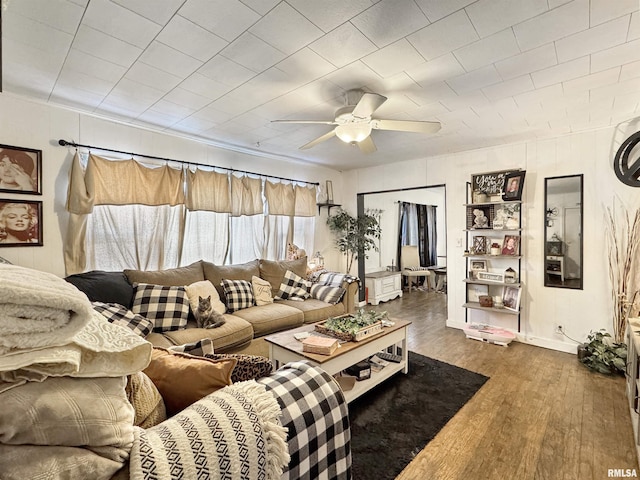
<box><xmin>309</xmin><ymin>271</ymin><xmax>359</xmax><ymax>288</ymax></box>
<box><xmin>259</xmin><ymin>361</ymin><xmax>352</xmax><ymax>480</ymax></box>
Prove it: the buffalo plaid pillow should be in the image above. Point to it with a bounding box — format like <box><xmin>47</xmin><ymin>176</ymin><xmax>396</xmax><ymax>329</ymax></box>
<box><xmin>92</xmin><ymin>301</ymin><xmax>154</xmax><ymax>337</ymax></box>
<box><xmin>221</xmin><ymin>279</ymin><xmax>254</xmax><ymax>312</ymax></box>
<box><xmin>168</xmin><ymin>338</ymin><xmax>215</xmax><ymax>356</ymax></box>
<box><xmin>276</xmin><ymin>269</ymin><xmax>311</xmax><ymax>301</ymax></box>
<box><xmin>131</xmin><ymin>283</ymin><xmax>190</xmax><ymax>332</ymax></box>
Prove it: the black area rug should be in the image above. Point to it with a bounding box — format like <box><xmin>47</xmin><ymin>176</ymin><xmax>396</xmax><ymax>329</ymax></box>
<box><xmin>348</xmin><ymin>351</ymin><xmax>489</xmax><ymax>480</ymax></box>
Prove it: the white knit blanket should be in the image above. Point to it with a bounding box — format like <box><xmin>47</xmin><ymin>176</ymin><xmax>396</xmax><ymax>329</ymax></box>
<box><xmin>0</xmin><ymin>264</ymin><xmax>93</xmax><ymax>354</ymax></box>
<box><xmin>129</xmin><ymin>381</ymin><xmax>289</xmax><ymax>480</ymax></box>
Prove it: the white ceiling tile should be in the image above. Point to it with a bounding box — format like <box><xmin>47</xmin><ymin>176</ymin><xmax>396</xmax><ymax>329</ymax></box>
<box><xmin>513</xmin><ymin>84</ymin><xmax>563</xmax><ymax>107</ymax></box>
<box><xmin>482</xmin><ymin>75</ymin><xmax>534</xmax><ymax>101</ymax></box>
<box><xmin>446</xmin><ymin>65</ymin><xmax>502</xmax><ymax>94</ymax></box>
<box><xmin>362</xmin><ymin>39</ymin><xmax>425</xmax><ymax>78</ymax></box>
<box><xmin>629</xmin><ymin>12</ymin><xmax>640</xmax><ymax>40</ymax></box>
<box><xmin>57</xmin><ymin>67</ymin><xmax>115</xmax><ymax>96</ymax></box>
<box><xmin>408</xmin><ymin>10</ymin><xmax>478</xmax><ymax>61</ymax></box>
<box><xmin>145</xmin><ymin>99</ymin><xmax>197</xmax><ymax>119</ymax></box>
<box><xmin>621</xmin><ymin>60</ymin><xmax>640</xmax><ymax>81</ymax></box>
<box><xmin>83</xmin><ymin>0</ymin><xmax>161</xmax><ymax>49</ymax></box>
<box><xmin>439</xmin><ymin>90</ymin><xmax>490</xmax><ymax>111</ymax></box>
<box><xmin>109</xmin><ymin>78</ymin><xmax>165</xmax><ymax>105</ymax></box>
<box><xmin>198</xmin><ymin>56</ymin><xmax>256</xmax><ymax>87</ymax></box>
<box><xmin>465</xmin><ymin>0</ymin><xmax>548</xmax><ymax>38</ymax></box>
<box><xmin>138</xmin><ymin>41</ymin><xmax>203</xmax><ymax>77</ymax></box>
<box><xmin>50</xmin><ymin>84</ymin><xmax>104</xmax><ymax>109</ymax></box>
<box><xmin>405</xmin><ymin>53</ymin><xmax>466</xmax><ymax>87</ymax></box>
<box><xmin>69</xmin><ymin>0</ymin><xmax>89</xmax><ymax>7</ymax></box>
<box><xmin>8</xmin><ymin>0</ymin><xmax>84</xmax><ymax>34</ymax></box>
<box><xmin>238</xmin><ymin>0</ymin><xmax>280</xmax><ymax>16</ymax></box>
<box><xmin>351</xmin><ymin>0</ymin><xmax>430</xmax><ymax>48</ymax></box>
<box><xmin>96</xmin><ymin>101</ymin><xmax>148</xmax><ymax>119</ymax></box>
<box><xmin>309</xmin><ymin>22</ymin><xmax>377</xmax><ymax>68</ymax></box>
<box><xmin>64</xmin><ymin>48</ymin><xmax>128</xmax><ymax>83</ymax></box>
<box><xmin>179</xmin><ymin>0</ymin><xmax>260</xmax><ymax>42</ymax></box>
<box><xmin>136</xmin><ymin>108</ymin><xmax>185</xmax><ymax>127</ymax></box>
<box><xmin>4</xmin><ymin>12</ymin><xmax>73</xmax><ymax>56</ymax></box>
<box><xmin>125</xmin><ymin>62</ymin><xmax>182</xmax><ymax>92</ymax></box>
<box><xmin>513</xmin><ymin>0</ymin><xmax>589</xmax><ymax>51</ymax></box>
<box><xmin>275</xmin><ymin>48</ymin><xmax>336</xmax><ymax>85</ymax></box>
<box><xmin>220</xmin><ymin>32</ymin><xmax>287</xmax><ymax>73</ymax></box>
<box><xmin>249</xmin><ymin>2</ymin><xmax>324</xmax><ymax>55</ymax></box>
<box><xmin>156</xmin><ymin>15</ymin><xmax>228</xmax><ymax>62</ymax></box>
<box><xmin>590</xmin><ymin>77</ymin><xmax>640</xmax><ymax>103</ymax></box>
<box><xmin>590</xmin><ymin>0</ymin><xmax>638</xmax><ymax>27</ymax></box>
<box><xmin>562</xmin><ymin>67</ymin><xmax>620</xmax><ymax>93</ymax></box>
<box><xmin>73</xmin><ymin>25</ymin><xmax>143</xmax><ymax>67</ymax></box>
<box><xmin>555</xmin><ymin>16</ymin><xmax>629</xmax><ymax>62</ymax></box>
<box><xmin>531</xmin><ymin>56</ymin><xmax>590</xmax><ymax>88</ymax></box>
<box><xmin>414</xmin><ymin>0</ymin><xmax>475</xmax><ymax>22</ymax></box>
<box><xmin>112</xmin><ymin>0</ymin><xmax>183</xmax><ymax>25</ymax></box>
<box><xmin>591</xmin><ymin>39</ymin><xmax>640</xmax><ymax>72</ymax></box>
<box><xmin>324</xmin><ymin>62</ymin><xmax>383</xmax><ymax>92</ymax></box>
<box><xmin>162</xmin><ymin>88</ymin><xmax>213</xmax><ymax>111</ymax></box>
<box><xmin>547</xmin><ymin>0</ymin><xmax>572</xmax><ymax>8</ymax></box>
<box><xmin>172</xmin><ymin>116</ymin><xmax>219</xmax><ymax>133</ymax></box>
<box><xmin>495</xmin><ymin>44</ymin><xmax>557</xmax><ymax>80</ymax></box>
<box><xmin>287</xmin><ymin>0</ymin><xmax>373</xmax><ymax>32</ymax></box>
<box><xmin>453</xmin><ymin>29</ymin><xmax>521</xmax><ymax>72</ymax></box>
<box><xmin>378</xmin><ymin>72</ymin><xmax>420</xmax><ymax>93</ymax></box>
<box><xmin>180</xmin><ymin>73</ymin><xmax>234</xmax><ymax>100</ymax></box>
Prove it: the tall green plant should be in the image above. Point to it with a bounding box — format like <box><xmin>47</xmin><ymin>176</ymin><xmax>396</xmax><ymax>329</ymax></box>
<box><xmin>327</xmin><ymin>208</ymin><xmax>381</xmax><ymax>273</ymax></box>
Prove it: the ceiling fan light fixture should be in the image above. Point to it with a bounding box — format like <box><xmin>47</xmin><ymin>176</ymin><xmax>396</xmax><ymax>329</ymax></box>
<box><xmin>335</xmin><ymin>123</ymin><xmax>372</xmax><ymax>144</ymax></box>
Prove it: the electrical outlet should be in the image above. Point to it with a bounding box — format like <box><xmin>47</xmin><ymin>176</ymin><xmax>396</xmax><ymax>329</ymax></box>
<box><xmin>555</xmin><ymin>324</ymin><xmax>563</xmax><ymax>334</ymax></box>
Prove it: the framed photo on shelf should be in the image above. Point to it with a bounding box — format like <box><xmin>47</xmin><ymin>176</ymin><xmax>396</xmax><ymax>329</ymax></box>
<box><xmin>0</xmin><ymin>199</ymin><xmax>43</xmax><ymax>246</ymax></box>
<box><xmin>502</xmin><ymin>171</ymin><xmax>526</xmax><ymax>201</ymax></box>
<box><xmin>0</xmin><ymin>144</ymin><xmax>42</xmax><ymax>195</ymax></box>
<box><xmin>468</xmin><ymin>284</ymin><xmax>489</xmax><ymax>302</ymax></box>
<box><xmin>477</xmin><ymin>271</ymin><xmax>505</xmax><ymax>283</ymax></box>
<box><xmin>502</xmin><ymin>286</ymin><xmax>521</xmax><ymax>312</ymax></box>
<box><xmin>501</xmin><ymin>235</ymin><xmax>520</xmax><ymax>255</ymax></box>
<box><xmin>470</xmin><ymin>259</ymin><xmax>487</xmax><ymax>279</ymax></box>
<box><xmin>546</xmin><ymin>241</ymin><xmax>562</xmax><ymax>255</ymax></box>
<box><xmin>469</xmin><ymin>206</ymin><xmax>491</xmax><ymax>229</ymax></box>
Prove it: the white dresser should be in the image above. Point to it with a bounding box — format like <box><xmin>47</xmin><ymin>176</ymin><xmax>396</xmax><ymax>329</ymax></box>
<box><xmin>365</xmin><ymin>271</ymin><xmax>402</xmax><ymax>305</ymax></box>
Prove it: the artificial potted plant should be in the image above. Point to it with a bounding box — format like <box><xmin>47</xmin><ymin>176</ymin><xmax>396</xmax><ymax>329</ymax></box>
<box><xmin>326</xmin><ymin>208</ymin><xmax>382</xmax><ymax>274</ymax></box>
<box><xmin>579</xmin><ymin>329</ymin><xmax>627</xmax><ymax>375</ymax></box>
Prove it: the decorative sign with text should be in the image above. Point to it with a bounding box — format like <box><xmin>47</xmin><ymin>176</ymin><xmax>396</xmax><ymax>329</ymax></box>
<box><xmin>472</xmin><ymin>170</ymin><xmax>515</xmax><ymax>195</ymax></box>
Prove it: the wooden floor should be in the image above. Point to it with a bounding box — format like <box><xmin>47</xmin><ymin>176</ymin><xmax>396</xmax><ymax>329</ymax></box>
<box><xmin>369</xmin><ymin>291</ymin><xmax>638</xmax><ymax>480</ymax></box>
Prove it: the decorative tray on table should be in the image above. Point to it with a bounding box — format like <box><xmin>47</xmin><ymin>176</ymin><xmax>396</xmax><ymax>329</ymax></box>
<box><xmin>315</xmin><ymin>309</ymin><xmax>387</xmax><ymax>342</ymax></box>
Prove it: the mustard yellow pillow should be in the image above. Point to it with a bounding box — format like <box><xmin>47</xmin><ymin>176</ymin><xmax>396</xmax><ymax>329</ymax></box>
<box><xmin>143</xmin><ymin>348</ymin><xmax>237</xmax><ymax>416</ymax></box>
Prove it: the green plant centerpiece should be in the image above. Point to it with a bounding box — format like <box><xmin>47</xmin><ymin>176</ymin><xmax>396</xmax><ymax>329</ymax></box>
<box><xmin>326</xmin><ymin>208</ymin><xmax>382</xmax><ymax>274</ymax></box>
<box><xmin>320</xmin><ymin>309</ymin><xmax>388</xmax><ymax>341</ymax></box>
<box><xmin>579</xmin><ymin>329</ymin><xmax>627</xmax><ymax>375</ymax></box>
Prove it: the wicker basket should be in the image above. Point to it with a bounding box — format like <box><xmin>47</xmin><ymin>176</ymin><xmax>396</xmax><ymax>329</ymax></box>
<box><xmin>315</xmin><ymin>318</ymin><xmax>383</xmax><ymax>342</ymax></box>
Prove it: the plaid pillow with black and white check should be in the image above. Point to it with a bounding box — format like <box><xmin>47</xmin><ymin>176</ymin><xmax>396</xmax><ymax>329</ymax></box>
<box><xmin>276</xmin><ymin>269</ymin><xmax>311</xmax><ymax>301</ymax></box>
<box><xmin>221</xmin><ymin>279</ymin><xmax>255</xmax><ymax>312</ymax></box>
<box><xmin>131</xmin><ymin>283</ymin><xmax>190</xmax><ymax>332</ymax></box>
<box><xmin>91</xmin><ymin>301</ymin><xmax>154</xmax><ymax>337</ymax></box>
<box><xmin>310</xmin><ymin>283</ymin><xmax>346</xmax><ymax>304</ymax></box>
<box><xmin>259</xmin><ymin>361</ymin><xmax>352</xmax><ymax>480</ymax></box>
<box><xmin>168</xmin><ymin>338</ymin><xmax>215</xmax><ymax>356</ymax></box>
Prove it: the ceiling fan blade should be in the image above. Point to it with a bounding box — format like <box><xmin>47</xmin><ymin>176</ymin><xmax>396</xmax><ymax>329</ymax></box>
<box><xmin>357</xmin><ymin>135</ymin><xmax>377</xmax><ymax>154</ymax></box>
<box><xmin>272</xmin><ymin>119</ymin><xmax>336</xmax><ymax>125</ymax></box>
<box><xmin>372</xmin><ymin>119</ymin><xmax>441</xmax><ymax>134</ymax></box>
<box><xmin>300</xmin><ymin>129</ymin><xmax>337</xmax><ymax>150</ymax></box>
<box><xmin>352</xmin><ymin>93</ymin><xmax>387</xmax><ymax>118</ymax></box>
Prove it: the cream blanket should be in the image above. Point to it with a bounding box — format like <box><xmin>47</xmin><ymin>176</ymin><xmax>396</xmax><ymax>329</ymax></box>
<box><xmin>0</xmin><ymin>375</ymin><xmax>134</xmax><ymax>480</ymax></box>
<box><xmin>0</xmin><ymin>264</ymin><xmax>93</xmax><ymax>354</ymax></box>
<box><xmin>0</xmin><ymin>312</ymin><xmax>152</xmax><ymax>392</ymax></box>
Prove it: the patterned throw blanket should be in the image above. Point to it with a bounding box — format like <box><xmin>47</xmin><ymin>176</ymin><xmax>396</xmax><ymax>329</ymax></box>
<box><xmin>129</xmin><ymin>380</ymin><xmax>289</xmax><ymax>480</ymax></box>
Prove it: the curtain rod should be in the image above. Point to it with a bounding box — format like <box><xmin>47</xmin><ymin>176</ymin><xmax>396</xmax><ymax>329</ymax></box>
<box><xmin>57</xmin><ymin>139</ymin><xmax>319</xmax><ymax>186</ymax></box>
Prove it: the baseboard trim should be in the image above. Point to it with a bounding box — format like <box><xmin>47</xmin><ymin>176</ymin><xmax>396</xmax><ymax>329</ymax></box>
<box><xmin>446</xmin><ymin>319</ymin><xmax>578</xmax><ymax>354</ymax></box>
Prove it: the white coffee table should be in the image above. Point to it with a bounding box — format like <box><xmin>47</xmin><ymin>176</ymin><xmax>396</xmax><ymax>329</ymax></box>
<box><xmin>265</xmin><ymin>319</ymin><xmax>411</xmax><ymax>403</ymax></box>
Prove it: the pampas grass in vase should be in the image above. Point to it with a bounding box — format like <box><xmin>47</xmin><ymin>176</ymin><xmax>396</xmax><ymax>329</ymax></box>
<box><xmin>605</xmin><ymin>200</ymin><xmax>640</xmax><ymax>343</ymax></box>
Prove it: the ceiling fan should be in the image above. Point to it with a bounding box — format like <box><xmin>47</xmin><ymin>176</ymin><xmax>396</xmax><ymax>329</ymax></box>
<box><xmin>271</xmin><ymin>89</ymin><xmax>441</xmax><ymax>154</ymax></box>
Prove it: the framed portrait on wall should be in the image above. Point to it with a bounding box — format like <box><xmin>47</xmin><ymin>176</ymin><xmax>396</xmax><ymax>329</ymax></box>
<box><xmin>0</xmin><ymin>144</ymin><xmax>42</xmax><ymax>195</ymax></box>
<box><xmin>0</xmin><ymin>199</ymin><xmax>43</xmax><ymax>246</ymax></box>
<box><xmin>502</xmin><ymin>171</ymin><xmax>526</xmax><ymax>201</ymax></box>
<box><xmin>502</xmin><ymin>286</ymin><xmax>521</xmax><ymax>312</ymax></box>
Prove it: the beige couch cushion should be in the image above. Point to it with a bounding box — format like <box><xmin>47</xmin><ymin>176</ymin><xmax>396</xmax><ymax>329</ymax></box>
<box><xmin>124</xmin><ymin>261</ymin><xmax>204</xmax><ymax>286</ymax></box>
<box><xmin>277</xmin><ymin>298</ymin><xmax>346</xmax><ymax>324</ymax></box>
<box><xmin>203</xmin><ymin>259</ymin><xmax>260</xmax><ymax>300</ymax></box>
<box><xmin>160</xmin><ymin>316</ymin><xmax>253</xmax><ymax>353</ymax></box>
<box><xmin>259</xmin><ymin>257</ymin><xmax>308</xmax><ymax>293</ymax></box>
<box><xmin>230</xmin><ymin>303</ymin><xmax>304</xmax><ymax>337</ymax></box>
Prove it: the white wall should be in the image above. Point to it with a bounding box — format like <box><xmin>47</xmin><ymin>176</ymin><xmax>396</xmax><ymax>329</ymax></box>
<box><xmin>344</xmin><ymin>121</ymin><xmax>640</xmax><ymax>353</ymax></box>
<box><xmin>0</xmin><ymin>93</ymin><xmax>344</xmax><ymax>276</ymax></box>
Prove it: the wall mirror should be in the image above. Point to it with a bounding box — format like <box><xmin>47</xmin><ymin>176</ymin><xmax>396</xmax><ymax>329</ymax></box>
<box><xmin>544</xmin><ymin>174</ymin><xmax>583</xmax><ymax>289</ymax></box>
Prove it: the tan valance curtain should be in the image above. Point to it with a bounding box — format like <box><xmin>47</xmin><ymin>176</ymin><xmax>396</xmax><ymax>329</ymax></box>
<box><xmin>294</xmin><ymin>185</ymin><xmax>317</xmax><ymax>217</ymax></box>
<box><xmin>185</xmin><ymin>169</ymin><xmax>231</xmax><ymax>213</ymax></box>
<box><xmin>67</xmin><ymin>154</ymin><xmax>184</xmax><ymax>214</ymax></box>
<box><xmin>231</xmin><ymin>175</ymin><xmax>263</xmax><ymax>216</ymax></box>
<box><xmin>265</xmin><ymin>181</ymin><xmax>295</xmax><ymax>216</ymax></box>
